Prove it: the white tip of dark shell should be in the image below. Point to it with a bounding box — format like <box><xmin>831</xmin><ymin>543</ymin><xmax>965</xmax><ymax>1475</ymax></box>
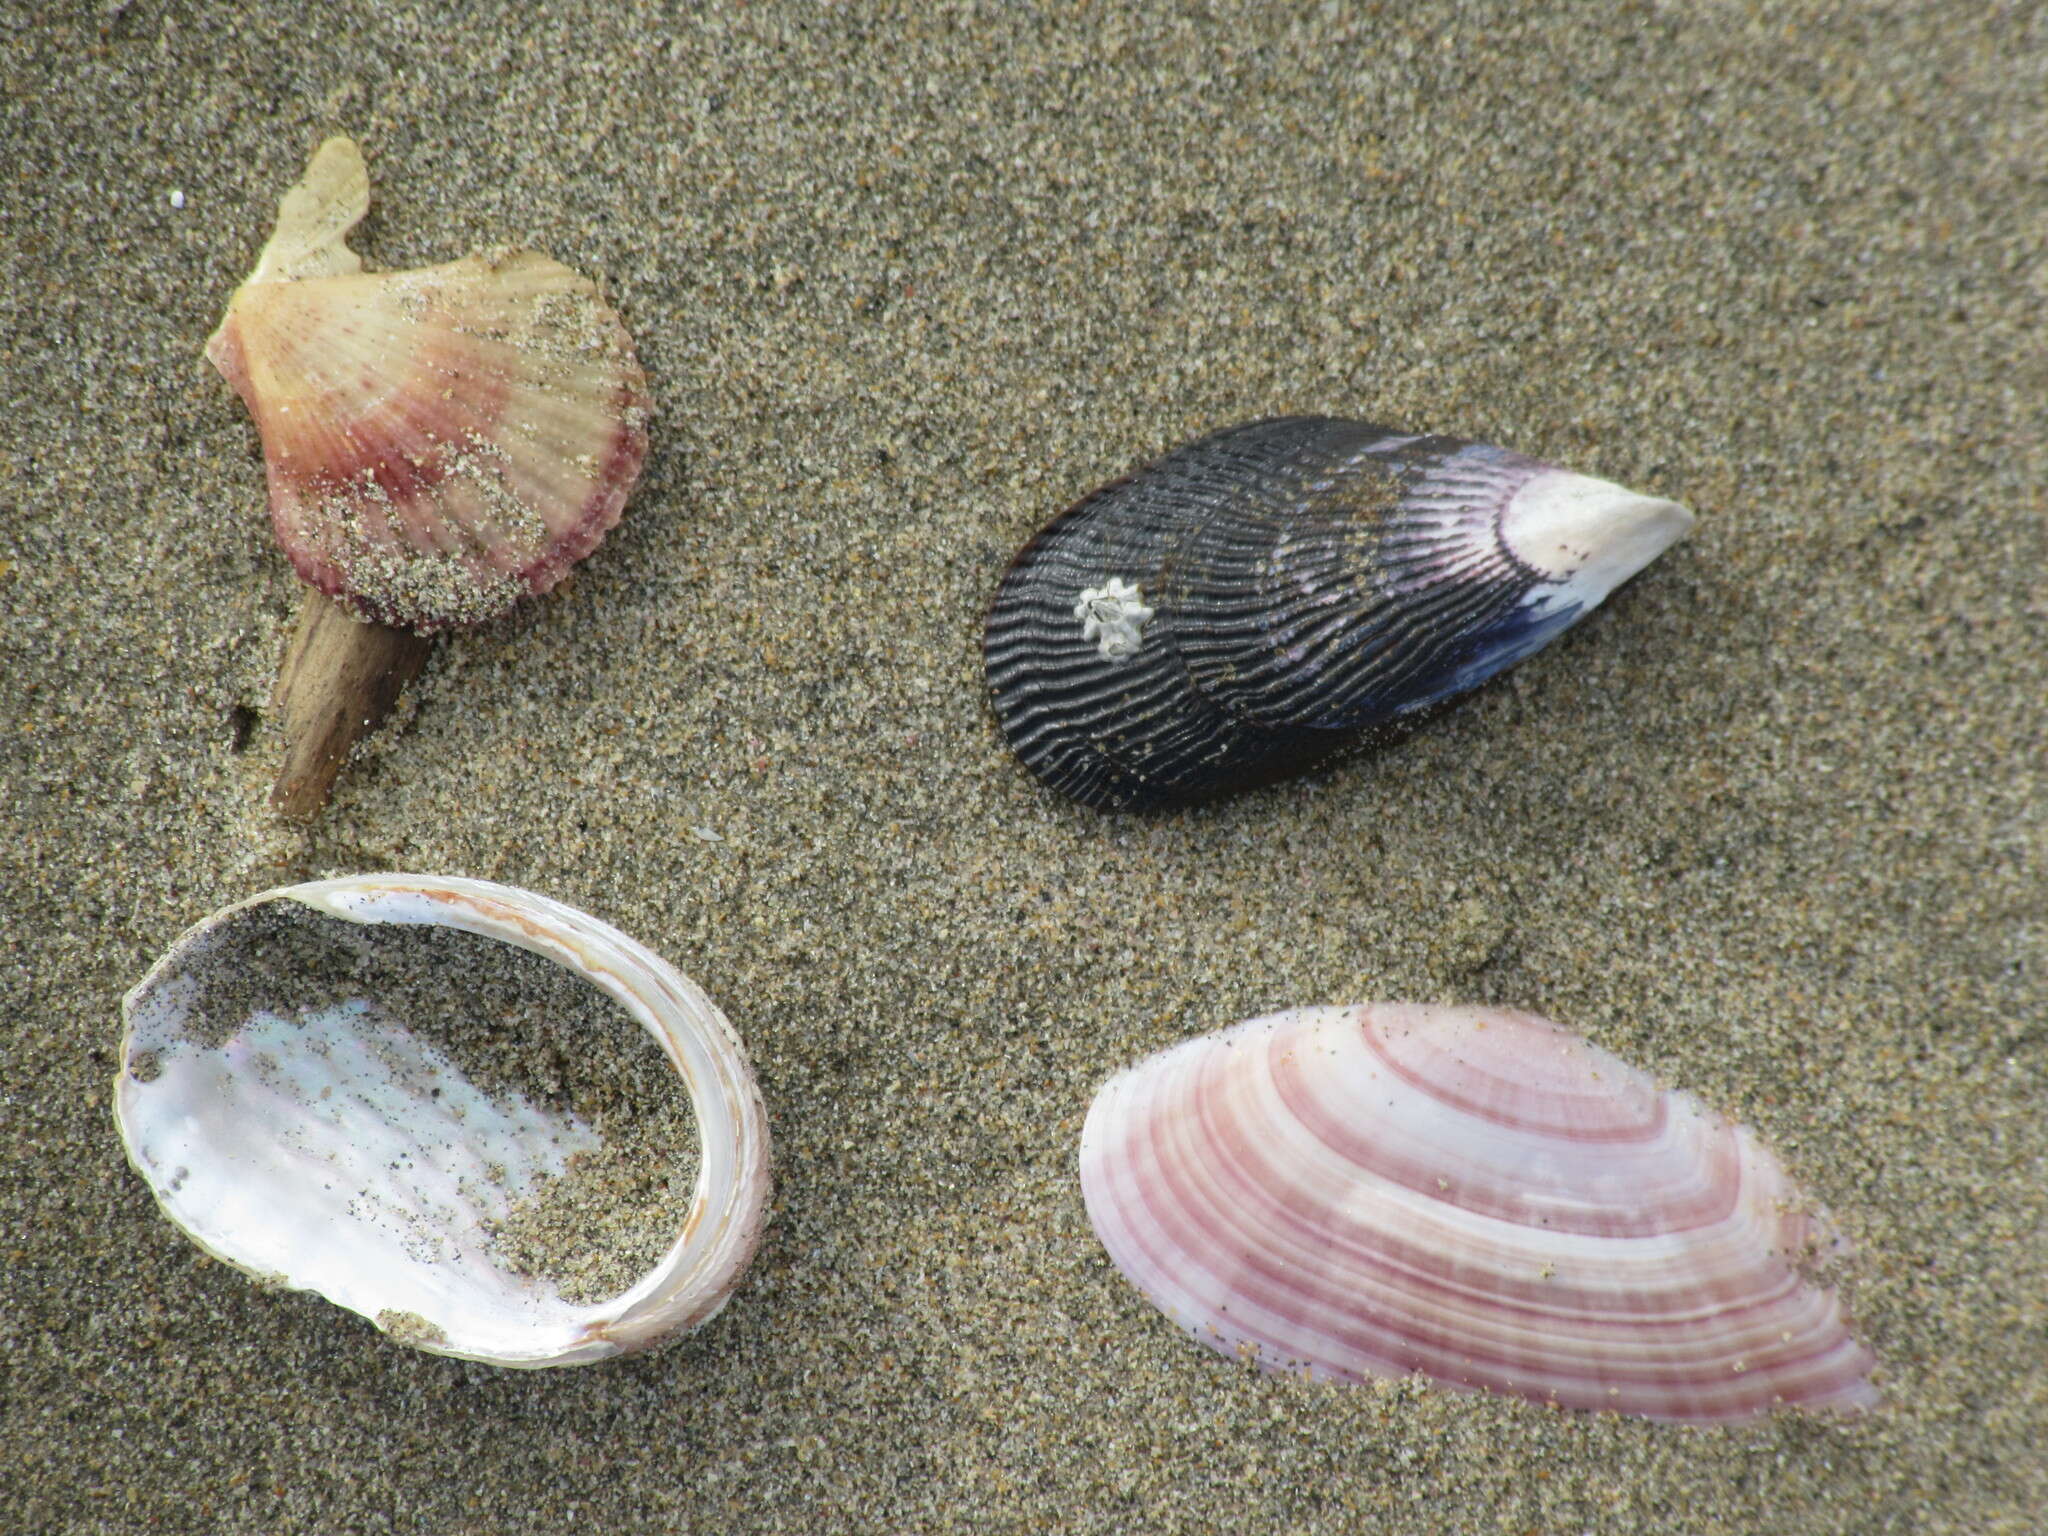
<box><xmin>1499</xmin><ymin>470</ymin><xmax>1695</xmax><ymax>609</ymax></box>
<box><xmin>1079</xmin><ymin>1003</ymin><xmax>1878</xmax><ymax>1424</ymax></box>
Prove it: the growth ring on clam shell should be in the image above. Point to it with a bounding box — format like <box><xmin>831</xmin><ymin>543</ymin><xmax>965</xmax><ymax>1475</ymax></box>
<box><xmin>1079</xmin><ymin>1003</ymin><xmax>1877</xmax><ymax>1423</ymax></box>
<box><xmin>205</xmin><ymin>137</ymin><xmax>651</xmax><ymax>632</ymax></box>
<box><xmin>114</xmin><ymin>875</ymin><xmax>771</xmax><ymax>1368</ymax></box>
<box><xmin>983</xmin><ymin>417</ymin><xmax>1694</xmax><ymax>809</ymax></box>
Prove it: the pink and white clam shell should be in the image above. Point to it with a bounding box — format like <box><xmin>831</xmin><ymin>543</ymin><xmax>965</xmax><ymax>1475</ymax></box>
<box><xmin>1078</xmin><ymin>1003</ymin><xmax>1878</xmax><ymax>1423</ymax></box>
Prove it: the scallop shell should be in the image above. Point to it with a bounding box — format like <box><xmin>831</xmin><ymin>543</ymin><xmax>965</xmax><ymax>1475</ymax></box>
<box><xmin>1079</xmin><ymin>1003</ymin><xmax>1877</xmax><ymax>1422</ymax></box>
<box><xmin>114</xmin><ymin>875</ymin><xmax>771</xmax><ymax>1368</ymax></box>
<box><xmin>205</xmin><ymin>138</ymin><xmax>651</xmax><ymax>633</ymax></box>
<box><xmin>983</xmin><ymin>417</ymin><xmax>1694</xmax><ymax>809</ymax></box>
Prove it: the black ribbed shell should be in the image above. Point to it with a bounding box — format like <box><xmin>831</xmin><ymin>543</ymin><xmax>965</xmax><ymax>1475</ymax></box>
<box><xmin>982</xmin><ymin>417</ymin><xmax>1574</xmax><ymax>811</ymax></box>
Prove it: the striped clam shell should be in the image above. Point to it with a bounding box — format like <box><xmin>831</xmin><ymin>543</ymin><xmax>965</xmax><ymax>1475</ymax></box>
<box><xmin>1079</xmin><ymin>1003</ymin><xmax>1878</xmax><ymax>1423</ymax></box>
<box><xmin>983</xmin><ymin>418</ymin><xmax>1693</xmax><ymax>809</ymax></box>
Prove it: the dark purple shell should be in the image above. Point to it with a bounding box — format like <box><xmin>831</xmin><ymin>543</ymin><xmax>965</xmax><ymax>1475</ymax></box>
<box><xmin>981</xmin><ymin>417</ymin><xmax>1692</xmax><ymax>811</ymax></box>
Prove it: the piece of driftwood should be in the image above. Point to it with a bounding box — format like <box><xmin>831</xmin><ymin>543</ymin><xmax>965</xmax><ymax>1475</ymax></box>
<box><xmin>269</xmin><ymin>590</ymin><xmax>431</xmax><ymax>818</ymax></box>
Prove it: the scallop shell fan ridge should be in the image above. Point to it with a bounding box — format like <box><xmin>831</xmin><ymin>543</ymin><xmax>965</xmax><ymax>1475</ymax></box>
<box><xmin>204</xmin><ymin>139</ymin><xmax>651</xmax><ymax>634</ymax></box>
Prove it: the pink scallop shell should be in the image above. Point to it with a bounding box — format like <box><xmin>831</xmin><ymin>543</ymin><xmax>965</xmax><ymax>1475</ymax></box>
<box><xmin>1079</xmin><ymin>1004</ymin><xmax>1879</xmax><ymax>1423</ymax></box>
<box><xmin>205</xmin><ymin>139</ymin><xmax>650</xmax><ymax>634</ymax></box>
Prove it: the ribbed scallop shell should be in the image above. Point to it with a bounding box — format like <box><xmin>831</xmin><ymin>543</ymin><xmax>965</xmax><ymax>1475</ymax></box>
<box><xmin>114</xmin><ymin>876</ymin><xmax>771</xmax><ymax>1368</ymax></box>
<box><xmin>1079</xmin><ymin>1004</ymin><xmax>1877</xmax><ymax>1422</ymax></box>
<box><xmin>983</xmin><ymin>418</ymin><xmax>1693</xmax><ymax>809</ymax></box>
<box><xmin>205</xmin><ymin>139</ymin><xmax>650</xmax><ymax>632</ymax></box>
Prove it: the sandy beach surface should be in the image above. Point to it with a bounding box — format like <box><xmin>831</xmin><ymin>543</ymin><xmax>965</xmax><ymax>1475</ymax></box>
<box><xmin>4</xmin><ymin>2</ymin><xmax>2043</xmax><ymax>1531</ymax></box>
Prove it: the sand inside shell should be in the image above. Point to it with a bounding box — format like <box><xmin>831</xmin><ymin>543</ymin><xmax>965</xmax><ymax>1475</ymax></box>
<box><xmin>152</xmin><ymin>900</ymin><xmax>698</xmax><ymax>1307</ymax></box>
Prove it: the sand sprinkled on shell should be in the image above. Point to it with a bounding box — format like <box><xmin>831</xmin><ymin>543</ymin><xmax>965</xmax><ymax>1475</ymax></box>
<box><xmin>139</xmin><ymin>900</ymin><xmax>697</xmax><ymax>1306</ymax></box>
<box><xmin>7</xmin><ymin>2</ymin><xmax>2044</xmax><ymax>1532</ymax></box>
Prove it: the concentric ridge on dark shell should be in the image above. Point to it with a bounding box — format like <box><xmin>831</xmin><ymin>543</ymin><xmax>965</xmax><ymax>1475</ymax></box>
<box><xmin>982</xmin><ymin>417</ymin><xmax>1694</xmax><ymax>810</ymax></box>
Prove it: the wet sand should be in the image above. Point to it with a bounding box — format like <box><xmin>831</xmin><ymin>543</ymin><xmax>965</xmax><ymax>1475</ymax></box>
<box><xmin>3</xmin><ymin>3</ymin><xmax>2043</xmax><ymax>1532</ymax></box>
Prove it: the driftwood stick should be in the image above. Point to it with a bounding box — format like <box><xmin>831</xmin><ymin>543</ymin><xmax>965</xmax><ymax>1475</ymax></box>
<box><xmin>269</xmin><ymin>589</ymin><xmax>432</xmax><ymax>818</ymax></box>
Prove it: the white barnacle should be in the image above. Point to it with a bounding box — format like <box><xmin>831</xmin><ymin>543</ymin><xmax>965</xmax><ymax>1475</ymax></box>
<box><xmin>1074</xmin><ymin>577</ymin><xmax>1155</xmax><ymax>659</ymax></box>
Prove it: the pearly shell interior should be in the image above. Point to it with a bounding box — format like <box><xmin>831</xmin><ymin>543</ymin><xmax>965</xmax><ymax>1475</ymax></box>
<box><xmin>115</xmin><ymin>876</ymin><xmax>771</xmax><ymax>1368</ymax></box>
<box><xmin>1080</xmin><ymin>1003</ymin><xmax>1878</xmax><ymax>1423</ymax></box>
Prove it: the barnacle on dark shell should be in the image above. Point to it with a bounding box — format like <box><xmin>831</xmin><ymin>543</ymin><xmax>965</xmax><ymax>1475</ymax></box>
<box><xmin>982</xmin><ymin>417</ymin><xmax>1694</xmax><ymax>810</ymax></box>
